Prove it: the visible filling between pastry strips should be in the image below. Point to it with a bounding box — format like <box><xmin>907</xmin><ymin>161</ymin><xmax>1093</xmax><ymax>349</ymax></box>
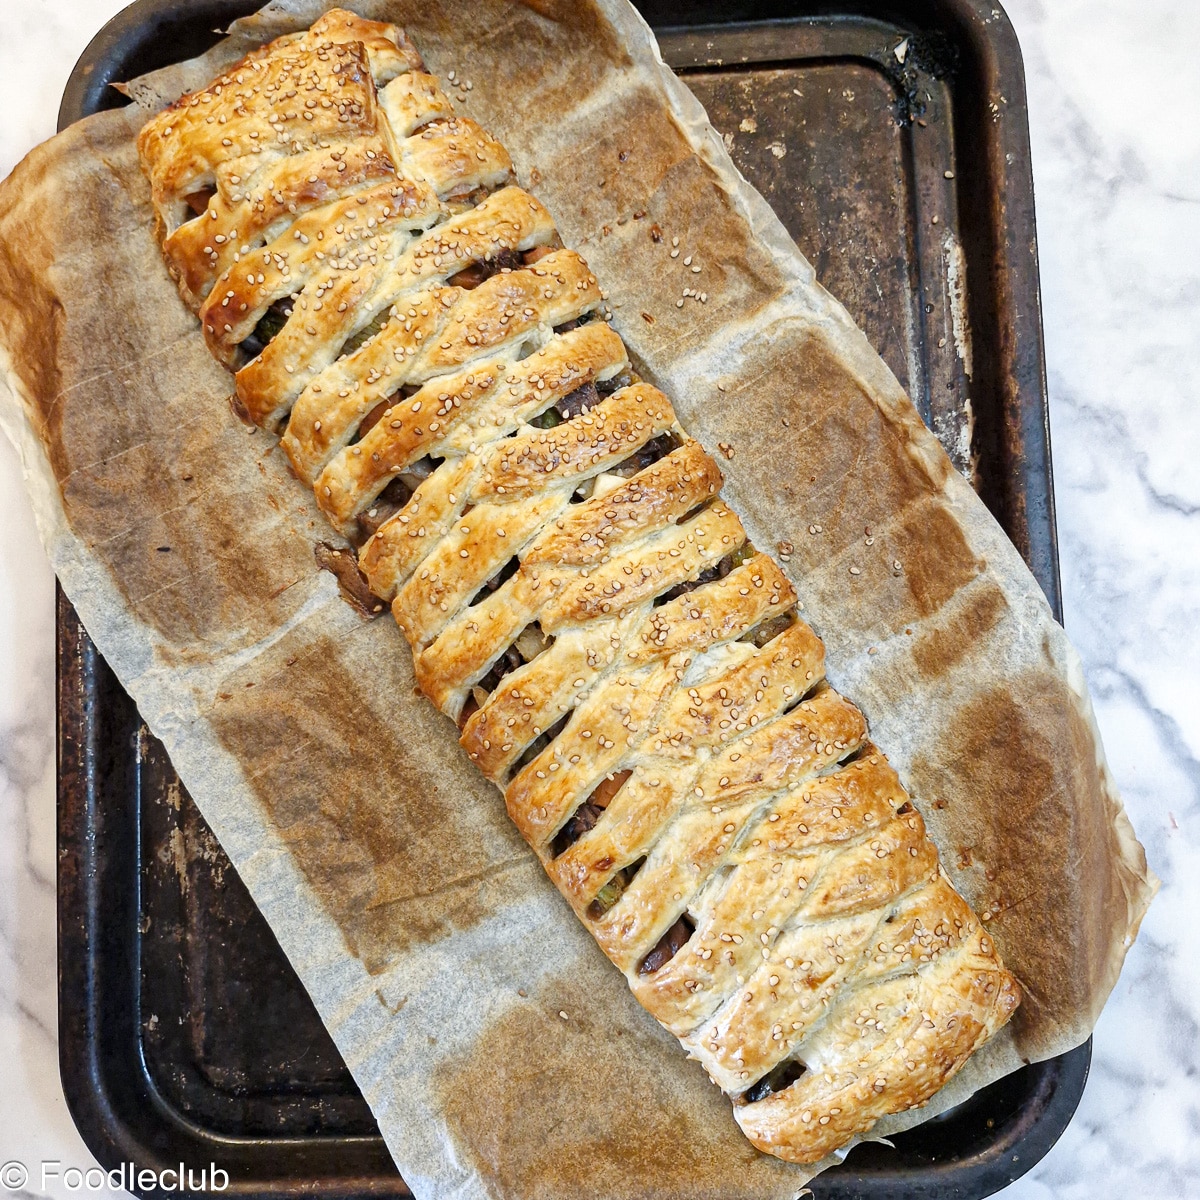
<box><xmin>137</xmin><ymin>9</ymin><xmax>1020</xmax><ymax>1166</ymax></box>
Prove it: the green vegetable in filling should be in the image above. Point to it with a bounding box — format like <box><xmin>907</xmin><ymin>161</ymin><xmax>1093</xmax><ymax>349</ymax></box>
<box><xmin>729</xmin><ymin>540</ymin><xmax>757</xmax><ymax>569</ymax></box>
<box><xmin>341</xmin><ymin>312</ymin><xmax>390</xmax><ymax>357</ymax></box>
<box><xmin>253</xmin><ymin>303</ymin><xmax>292</xmax><ymax>346</ymax></box>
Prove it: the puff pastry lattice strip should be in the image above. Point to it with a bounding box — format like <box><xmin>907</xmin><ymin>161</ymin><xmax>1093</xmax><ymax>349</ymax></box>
<box><xmin>137</xmin><ymin>10</ymin><xmax>1020</xmax><ymax>1164</ymax></box>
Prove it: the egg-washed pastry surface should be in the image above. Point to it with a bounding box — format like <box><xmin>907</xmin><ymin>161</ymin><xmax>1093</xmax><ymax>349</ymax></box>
<box><xmin>136</xmin><ymin>9</ymin><xmax>1019</xmax><ymax>1164</ymax></box>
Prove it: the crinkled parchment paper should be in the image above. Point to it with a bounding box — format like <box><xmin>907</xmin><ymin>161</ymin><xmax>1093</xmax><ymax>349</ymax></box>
<box><xmin>0</xmin><ymin>1</ymin><xmax>1156</xmax><ymax>1195</ymax></box>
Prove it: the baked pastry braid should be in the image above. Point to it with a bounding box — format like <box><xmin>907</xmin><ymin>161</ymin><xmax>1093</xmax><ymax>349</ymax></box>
<box><xmin>137</xmin><ymin>10</ymin><xmax>1020</xmax><ymax>1165</ymax></box>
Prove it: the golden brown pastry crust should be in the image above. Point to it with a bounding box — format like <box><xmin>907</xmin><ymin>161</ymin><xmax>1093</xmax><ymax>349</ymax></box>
<box><xmin>137</xmin><ymin>10</ymin><xmax>1019</xmax><ymax>1165</ymax></box>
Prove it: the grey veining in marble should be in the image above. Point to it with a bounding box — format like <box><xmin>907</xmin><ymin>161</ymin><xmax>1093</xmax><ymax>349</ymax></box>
<box><xmin>0</xmin><ymin>1</ymin><xmax>1195</xmax><ymax>1196</ymax></box>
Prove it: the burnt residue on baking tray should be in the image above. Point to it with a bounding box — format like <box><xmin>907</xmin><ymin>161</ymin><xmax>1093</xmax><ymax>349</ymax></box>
<box><xmin>57</xmin><ymin>2</ymin><xmax>1083</xmax><ymax>1199</ymax></box>
<box><xmin>647</xmin><ymin>2</ymin><xmax>1061</xmax><ymax>617</ymax></box>
<box><xmin>137</xmin><ymin>726</ymin><xmax>383</xmax><ymax>1138</ymax></box>
<box><xmin>662</xmin><ymin>22</ymin><xmax>973</xmax><ymax>474</ymax></box>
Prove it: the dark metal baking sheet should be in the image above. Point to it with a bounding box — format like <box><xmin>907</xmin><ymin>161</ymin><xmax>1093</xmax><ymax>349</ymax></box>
<box><xmin>55</xmin><ymin>2</ymin><xmax>1088</xmax><ymax>1197</ymax></box>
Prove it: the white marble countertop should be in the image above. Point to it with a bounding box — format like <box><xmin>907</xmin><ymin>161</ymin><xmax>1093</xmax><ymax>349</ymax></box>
<box><xmin>0</xmin><ymin>2</ymin><xmax>1195</xmax><ymax>1197</ymax></box>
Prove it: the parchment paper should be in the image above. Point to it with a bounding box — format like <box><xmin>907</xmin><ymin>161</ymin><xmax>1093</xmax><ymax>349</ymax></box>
<box><xmin>0</xmin><ymin>1</ymin><xmax>1156</xmax><ymax>1195</ymax></box>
